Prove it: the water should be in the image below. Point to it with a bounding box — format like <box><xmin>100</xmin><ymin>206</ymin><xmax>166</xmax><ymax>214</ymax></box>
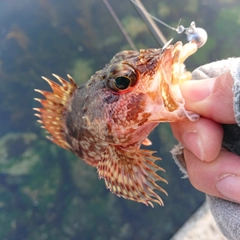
<box><xmin>0</xmin><ymin>0</ymin><xmax>239</xmax><ymax>239</ymax></box>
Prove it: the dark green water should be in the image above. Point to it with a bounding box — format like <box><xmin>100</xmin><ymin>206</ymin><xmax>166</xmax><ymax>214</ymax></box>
<box><xmin>0</xmin><ymin>0</ymin><xmax>239</xmax><ymax>239</ymax></box>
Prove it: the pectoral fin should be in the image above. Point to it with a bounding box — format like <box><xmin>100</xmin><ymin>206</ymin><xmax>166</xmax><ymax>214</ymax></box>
<box><xmin>97</xmin><ymin>145</ymin><xmax>167</xmax><ymax>207</ymax></box>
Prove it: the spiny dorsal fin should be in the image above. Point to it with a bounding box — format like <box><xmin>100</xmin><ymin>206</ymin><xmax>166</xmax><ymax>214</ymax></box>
<box><xmin>34</xmin><ymin>74</ymin><xmax>78</xmax><ymax>149</ymax></box>
<box><xmin>97</xmin><ymin>146</ymin><xmax>168</xmax><ymax>207</ymax></box>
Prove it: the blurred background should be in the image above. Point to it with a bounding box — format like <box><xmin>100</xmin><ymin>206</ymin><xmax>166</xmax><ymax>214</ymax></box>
<box><xmin>0</xmin><ymin>0</ymin><xmax>239</xmax><ymax>239</ymax></box>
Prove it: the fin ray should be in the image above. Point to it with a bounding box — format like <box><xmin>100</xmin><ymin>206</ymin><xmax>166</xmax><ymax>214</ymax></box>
<box><xmin>34</xmin><ymin>74</ymin><xmax>78</xmax><ymax>149</ymax></box>
<box><xmin>97</xmin><ymin>146</ymin><xmax>167</xmax><ymax>206</ymax></box>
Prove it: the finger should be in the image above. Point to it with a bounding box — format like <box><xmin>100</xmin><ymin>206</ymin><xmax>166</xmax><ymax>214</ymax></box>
<box><xmin>170</xmin><ymin>117</ymin><xmax>223</xmax><ymax>162</ymax></box>
<box><xmin>184</xmin><ymin>149</ymin><xmax>240</xmax><ymax>204</ymax></box>
<box><xmin>180</xmin><ymin>71</ymin><xmax>235</xmax><ymax>123</ymax></box>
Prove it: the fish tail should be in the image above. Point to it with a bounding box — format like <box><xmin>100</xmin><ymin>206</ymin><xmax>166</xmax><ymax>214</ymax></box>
<box><xmin>34</xmin><ymin>74</ymin><xmax>78</xmax><ymax>150</ymax></box>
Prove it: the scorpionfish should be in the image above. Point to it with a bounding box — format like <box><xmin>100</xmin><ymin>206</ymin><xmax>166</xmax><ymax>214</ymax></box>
<box><xmin>34</xmin><ymin>40</ymin><xmax>200</xmax><ymax>207</ymax></box>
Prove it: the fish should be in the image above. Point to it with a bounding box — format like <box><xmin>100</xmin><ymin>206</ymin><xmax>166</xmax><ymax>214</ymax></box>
<box><xmin>34</xmin><ymin>40</ymin><xmax>200</xmax><ymax>207</ymax></box>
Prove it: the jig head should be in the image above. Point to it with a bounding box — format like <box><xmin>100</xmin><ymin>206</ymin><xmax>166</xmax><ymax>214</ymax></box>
<box><xmin>176</xmin><ymin>21</ymin><xmax>208</xmax><ymax>48</ymax></box>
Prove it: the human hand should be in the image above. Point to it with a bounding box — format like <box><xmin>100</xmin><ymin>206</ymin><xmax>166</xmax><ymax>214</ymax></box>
<box><xmin>171</xmin><ymin>71</ymin><xmax>240</xmax><ymax>204</ymax></box>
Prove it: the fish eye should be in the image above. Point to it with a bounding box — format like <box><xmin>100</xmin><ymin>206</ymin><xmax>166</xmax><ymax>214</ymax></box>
<box><xmin>114</xmin><ymin>76</ymin><xmax>131</xmax><ymax>90</ymax></box>
<box><xmin>107</xmin><ymin>65</ymin><xmax>138</xmax><ymax>93</ymax></box>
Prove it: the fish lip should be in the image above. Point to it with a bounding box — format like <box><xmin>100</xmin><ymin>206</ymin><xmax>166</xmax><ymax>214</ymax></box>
<box><xmin>179</xmin><ymin>41</ymin><xmax>198</xmax><ymax>66</ymax></box>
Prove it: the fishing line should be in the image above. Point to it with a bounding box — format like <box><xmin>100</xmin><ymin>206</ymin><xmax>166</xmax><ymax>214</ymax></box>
<box><xmin>130</xmin><ymin>0</ymin><xmax>208</xmax><ymax>48</ymax></box>
<box><xmin>103</xmin><ymin>0</ymin><xmax>138</xmax><ymax>51</ymax></box>
<box><xmin>130</xmin><ymin>0</ymin><xmax>178</xmax><ymax>32</ymax></box>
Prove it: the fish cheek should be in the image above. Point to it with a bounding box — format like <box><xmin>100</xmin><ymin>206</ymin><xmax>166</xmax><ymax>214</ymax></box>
<box><xmin>126</xmin><ymin>93</ymin><xmax>148</xmax><ymax>124</ymax></box>
<box><xmin>103</xmin><ymin>94</ymin><xmax>120</xmax><ymax>104</ymax></box>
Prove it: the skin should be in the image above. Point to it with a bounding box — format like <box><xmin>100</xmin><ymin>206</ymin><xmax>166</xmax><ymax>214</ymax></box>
<box><xmin>170</xmin><ymin>71</ymin><xmax>240</xmax><ymax>204</ymax></box>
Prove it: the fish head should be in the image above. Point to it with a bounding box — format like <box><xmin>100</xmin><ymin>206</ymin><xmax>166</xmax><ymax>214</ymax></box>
<box><xmin>78</xmin><ymin>41</ymin><xmax>199</xmax><ymax>147</ymax></box>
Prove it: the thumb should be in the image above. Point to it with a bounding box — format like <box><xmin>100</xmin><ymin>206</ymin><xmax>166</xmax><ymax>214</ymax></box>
<box><xmin>180</xmin><ymin>71</ymin><xmax>235</xmax><ymax>124</ymax></box>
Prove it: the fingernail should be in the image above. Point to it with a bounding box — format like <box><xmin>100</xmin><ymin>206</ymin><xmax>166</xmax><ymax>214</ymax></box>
<box><xmin>181</xmin><ymin>78</ymin><xmax>215</xmax><ymax>102</ymax></box>
<box><xmin>216</xmin><ymin>175</ymin><xmax>240</xmax><ymax>203</ymax></box>
<box><xmin>183</xmin><ymin>131</ymin><xmax>204</xmax><ymax>160</ymax></box>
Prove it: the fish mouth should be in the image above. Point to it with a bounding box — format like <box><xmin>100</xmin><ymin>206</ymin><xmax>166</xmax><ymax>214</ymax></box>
<box><xmin>161</xmin><ymin>41</ymin><xmax>199</xmax><ymax>120</ymax></box>
<box><xmin>148</xmin><ymin>40</ymin><xmax>199</xmax><ymax>122</ymax></box>
<box><xmin>161</xmin><ymin>41</ymin><xmax>198</xmax><ymax>111</ymax></box>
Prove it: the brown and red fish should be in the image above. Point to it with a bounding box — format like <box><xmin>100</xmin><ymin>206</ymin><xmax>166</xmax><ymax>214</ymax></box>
<box><xmin>34</xmin><ymin>40</ymin><xmax>200</xmax><ymax>207</ymax></box>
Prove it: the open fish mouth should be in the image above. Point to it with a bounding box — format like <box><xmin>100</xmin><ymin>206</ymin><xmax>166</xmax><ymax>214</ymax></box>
<box><xmin>148</xmin><ymin>40</ymin><xmax>200</xmax><ymax>123</ymax></box>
